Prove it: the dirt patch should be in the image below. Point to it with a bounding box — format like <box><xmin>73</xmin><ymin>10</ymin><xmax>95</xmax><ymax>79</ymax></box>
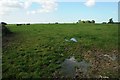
<box><xmin>83</xmin><ymin>49</ymin><xmax>119</xmax><ymax>78</ymax></box>
<box><xmin>56</xmin><ymin>49</ymin><xmax>119</xmax><ymax>78</ymax></box>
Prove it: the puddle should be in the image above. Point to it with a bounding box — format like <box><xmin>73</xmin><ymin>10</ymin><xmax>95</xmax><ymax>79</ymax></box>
<box><xmin>77</xmin><ymin>60</ymin><xmax>90</xmax><ymax>74</ymax></box>
<box><xmin>61</xmin><ymin>56</ymin><xmax>90</xmax><ymax>78</ymax></box>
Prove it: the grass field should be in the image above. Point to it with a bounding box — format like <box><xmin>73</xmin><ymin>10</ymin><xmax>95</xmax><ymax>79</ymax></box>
<box><xmin>2</xmin><ymin>23</ymin><xmax>119</xmax><ymax>78</ymax></box>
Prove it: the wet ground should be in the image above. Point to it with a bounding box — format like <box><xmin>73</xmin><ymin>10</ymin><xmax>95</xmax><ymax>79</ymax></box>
<box><xmin>58</xmin><ymin>49</ymin><xmax>119</xmax><ymax>78</ymax></box>
<box><xmin>61</xmin><ymin>56</ymin><xmax>90</xmax><ymax>78</ymax></box>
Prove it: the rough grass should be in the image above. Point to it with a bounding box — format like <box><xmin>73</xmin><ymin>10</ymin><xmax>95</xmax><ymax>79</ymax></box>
<box><xmin>2</xmin><ymin>23</ymin><xmax>119</xmax><ymax>78</ymax></box>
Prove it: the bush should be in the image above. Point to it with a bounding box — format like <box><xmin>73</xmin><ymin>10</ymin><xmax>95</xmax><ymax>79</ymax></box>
<box><xmin>82</xmin><ymin>21</ymin><xmax>85</xmax><ymax>23</ymax></box>
<box><xmin>55</xmin><ymin>22</ymin><xmax>58</xmax><ymax>24</ymax></box>
<box><xmin>1</xmin><ymin>22</ymin><xmax>7</xmax><ymax>26</ymax></box>
<box><xmin>91</xmin><ymin>20</ymin><xmax>95</xmax><ymax>23</ymax></box>
<box><xmin>16</xmin><ymin>24</ymin><xmax>22</xmax><ymax>26</ymax></box>
<box><xmin>26</xmin><ymin>23</ymin><xmax>30</xmax><ymax>25</ymax></box>
<box><xmin>77</xmin><ymin>20</ymin><xmax>95</xmax><ymax>24</ymax></box>
<box><xmin>1</xmin><ymin>22</ymin><xmax>12</xmax><ymax>36</ymax></box>
<box><xmin>86</xmin><ymin>20</ymin><xmax>91</xmax><ymax>23</ymax></box>
<box><xmin>76</xmin><ymin>22</ymin><xmax>79</xmax><ymax>24</ymax></box>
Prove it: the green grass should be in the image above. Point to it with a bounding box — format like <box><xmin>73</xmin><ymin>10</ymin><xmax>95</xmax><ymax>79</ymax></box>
<box><xmin>2</xmin><ymin>23</ymin><xmax>118</xmax><ymax>78</ymax></box>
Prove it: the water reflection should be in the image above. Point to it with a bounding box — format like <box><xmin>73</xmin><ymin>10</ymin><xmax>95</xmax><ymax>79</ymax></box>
<box><xmin>61</xmin><ymin>56</ymin><xmax>90</xmax><ymax>78</ymax></box>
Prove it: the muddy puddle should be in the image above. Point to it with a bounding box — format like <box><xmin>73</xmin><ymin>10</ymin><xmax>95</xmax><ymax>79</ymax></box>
<box><xmin>60</xmin><ymin>56</ymin><xmax>91</xmax><ymax>78</ymax></box>
<box><xmin>55</xmin><ymin>50</ymin><xmax>119</xmax><ymax>78</ymax></box>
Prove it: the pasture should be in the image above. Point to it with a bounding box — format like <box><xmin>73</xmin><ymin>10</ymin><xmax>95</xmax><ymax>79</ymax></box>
<box><xmin>2</xmin><ymin>23</ymin><xmax>119</xmax><ymax>78</ymax></box>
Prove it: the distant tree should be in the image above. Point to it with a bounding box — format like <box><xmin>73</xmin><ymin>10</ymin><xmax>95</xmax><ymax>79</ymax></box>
<box><xmin>102</xmin><ymin>22</ymin><xmax>107</xmax><ymax>24</ymax></box>
<box><xmin>76</xmin><ymin>22</ymin><xmax>79</xmax><ymax>24</ymax></box>
<box><xmin>16</xmin><ymin>24</ymin><xmax>22</xmax><ymax>26</ymax></box>
<box><xmin>78</xmin><ymin>20</ymin><xmax>96</xmax><ymax>24</ymax></box>
<box><xmin>108</xmin><ymin>18</ymin><xmax>114</xmax><ymax>24</ymax></box>
<box><xmin>91</xmin><ymin>20</ymin><xmax>95</xmax><ymax>23</ymax></box>
<box><xmin>55</xmin><ymin>22</ymin><xmax>58</xmax><ymax>24</ymax></box>
<box><xmin>82</xmin><ymin>21</ymin><xmax>85</xmax><ymax>23</ymax></box>
<box><xmin>78</xmin><ymin>20</ymin><xmax>81</xmax><ymax>23</ymax></box>
<box><xmin>26</xmin><ymin>23</ymin><xmax>30</xmax><ymax>25</ymax></box>
<box><xmin>86</xmin><ymin>20</ymin><xmax>91</xmax><ymax>23</ymax></box>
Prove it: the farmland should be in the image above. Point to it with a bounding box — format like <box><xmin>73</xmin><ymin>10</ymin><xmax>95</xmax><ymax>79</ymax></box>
<box><xmin>2</xmin><ymin>23</ymin><xmax>119</xmax><ymax>78</ymax></box>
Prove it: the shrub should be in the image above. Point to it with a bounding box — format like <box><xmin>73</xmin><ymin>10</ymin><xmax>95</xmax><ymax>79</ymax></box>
<box><xmin>86</xmin><ymin>20</ymin><xmax>91</xmax><ymax>23</ymax></box>
<box><xmin>1</xmin><ymin>22</ymin><xmax>7</xmax><ymax>27</ymax></box>
<box><xmin>26</xmin><ymin>23</ymin><xmax>30</xmax><ymax>25</ymax></box>
<box><xmin>1</xmin><ymin>22</ymin><xmax>12</xmax><ymax>36</ymax></box>
<box><xmin>78</xmin><ymin>20</ymin><xmax>95</xmax><ymax>24</ymax></box>
<box><xmin>82</xmin><ymin>21</ymin><xmax>85</xmax><ymax>23</ymax></box>
<box><xmin>55</xmin><ymin>22</ymin><xmax>58</xmax><ymax>24</ymax></box>
<box><xmin>16</xmin><ymin>24</ymin><xmax>22</xmax><ymax>26</ymax></box>
<box><xmin>91</xmin><ymin>20</ymin><xmax>95</xmax><ymax>23</ymax></box>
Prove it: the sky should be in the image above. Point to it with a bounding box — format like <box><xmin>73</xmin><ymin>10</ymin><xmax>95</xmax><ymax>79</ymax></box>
<box><xmin>0</xmin><ymin>0</ymin><xmax>119</xmax><ymax>24</ymax></box>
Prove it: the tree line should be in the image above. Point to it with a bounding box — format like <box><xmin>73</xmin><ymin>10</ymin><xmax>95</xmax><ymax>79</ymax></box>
<box><xmin>77</xmin><ymin>18</ymin><xmax>120</xmax><ymax>24</ymax></box>
<box><xmin>77</xmin><ymin>20</ymin><xmax>95</xmax><ymax>24</ymax></box>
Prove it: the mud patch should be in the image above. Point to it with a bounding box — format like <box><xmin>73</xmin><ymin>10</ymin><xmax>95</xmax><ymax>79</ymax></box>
<box><xmin>83</xmin><ymin>49</ymin><xmax>119</xmax><ymax>78</ymax></box>
<box><xmin>60</xmin><ymin>56</ymin><xmax>90</xmax><ymax>78</ymax></box>
<box><xmin>59</xmin><ymin>49</ymin><xmax>119</xmax><ymax>78</ymax></box>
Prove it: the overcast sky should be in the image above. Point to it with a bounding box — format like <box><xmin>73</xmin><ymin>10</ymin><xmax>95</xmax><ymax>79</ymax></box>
<box><xmin>0</xmin><ymin>0</ymin><xmax>119</xmax><ymax>24</ymax></box>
